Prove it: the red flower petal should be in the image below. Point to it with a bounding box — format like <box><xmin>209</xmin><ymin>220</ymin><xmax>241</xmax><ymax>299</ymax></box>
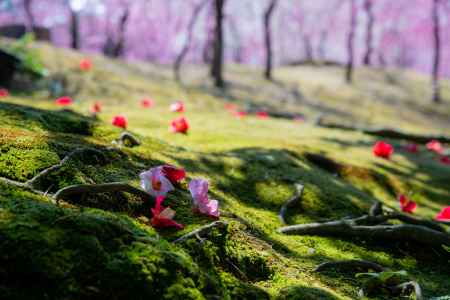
<box><xmin>225</xmin><ymin>103</ymin><xmax>237</xmax><ymax>112</ymax></box>
<box><xmin>161</xmin><ymin>165</ymin><xmax>186</xmax><ymax>184</ymax></box>
<box><xmin>150</xmin><ymin>195</ymin><xmax>184</xmax><ymax>230</ymax></box>
<box><xmin>55</xmin><ymin>96</ymin><xmax>73</xmax><ymax>106</ymax></box>
<box><xmin>256</xmin><ymin>111</ymin><xmax>269</xmax><ymax>119</ymax></box>
<box><xmin>373</xmin><ymin>141</ymin><xmax>394</xmax><ymax>159</ymax></box>
<box><xmin>170</xmin><ymin>117</ymin><xmax>189</xmax><ymax>134</ymax></box>
<box><xmin>233</xmin><ymin>111</ymin><xmax>247</xmax><ymax>118</ymax></box>
<box><xmin>403</xmin><ymin>143</ymin><xmax>419</xmax><ymax>153</ymax></box>
<box><xmin>141</xmin><ymin>98</ymin><xmax>154</xmax><ymax>108</ymax></box>
<box><xmin>112</xmin><ymin>115</ymin><xmax>128</xmax><ymax>129</ymax></box>
<box><xmin>426</xmin><ymin>140</ymin><xmax>444</xmax><ymax>155</ymax></box>
<box><xmin>79</xmin><ymin>58</ymin><xmax>92</xmax><ymax>71</ymax></box>
<box><xmin>0</xmin><ymin>88</ymin><xmax>9</xmax><ymax>98</ymax></box>
<box><xmin>435</xmin><ymin>206</ymin><xmax>450</xmax><ymax>222</ymax></box>
<box><xmin>398</xmin><ymin>194</ymin><xmax>417</xmax><ymax>214</ymax></box>
<box><xmin>90</xmin><ymin>101</ymin><xmax>102</xmax><ymax>113</ymax></box>
<box><xmin>170</xmin><ymin>101</ymin><xmax>185</xmax><ymax>113</ymax></box>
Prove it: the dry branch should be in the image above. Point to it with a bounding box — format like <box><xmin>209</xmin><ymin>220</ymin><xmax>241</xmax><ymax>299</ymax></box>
<box><xmin>317</xmin><ymin>120</ymin><xmax>450</xmax><ymax>144</ymax></box>
<box><xmin>278</xmin><ymin>221</ymin><xmax>450</xmax><ymax>247</ymax></box>
<box><xmin>54</xmin><ymin>182</ymin><xmax>152</xmax><ymax>204</ymax></box>
<box><xmin>173</xmin><ymin>221</ymin><xmax>228</xmax><ymax>244</ymax></box>
<box><xmin>314</xmin><ymin>259</ymin><xmax>385</xmax><ymax>273</ymax></box>
<box><xmin>279</xmin><ymin>183</ymin><xmax>304</xmax><ymax>225</ymax></box>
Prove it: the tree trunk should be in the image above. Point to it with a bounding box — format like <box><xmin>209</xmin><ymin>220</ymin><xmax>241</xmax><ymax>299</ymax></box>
<box><xmin>431</xmin><ymin>0</ymin><xmax>441</xmax><ymax>103</ymax></box>
<box><xmin>23</xmin><ymin>0</ymin><xmax>34</xmax><ymax>31</ymax></box>
<box><xmin>345</xmin><ymin>0</ymin><xmax>357</xmax><ymax>83</ymax></box>
<box><xmin>114</xmin><ymin>8</ymin><xmax>130</xmax><ymax>57</ymax></box>
<box><xmin>174</xmin><ymin>0</ymin><xmax>208</xmax><ymax>81</ymax></box>
<box><xmin>263</xmin><ymin>0</ymin><xmax>278</xmax><ymax>80</ymax></box>
<box><xmin>69</xmin><ymin>9</ymin><xmax>80</xmax><ymax>50</ymax></box>
<box><xmin>211</xmin><ymin>0</ymin><xmax>225</xmax><ymax>88</ymax></box>
<box><xmin>303</xmin><ymin>34</ymin><xmax>313</xmax><ymax>61</ymax></box>
<box><xmin>318</xmin><ymin>30</ymin><xmax>328</xmax><ymax>61</ymax></box>
<box><xmin>363</xmin><ymin>0</ymin><xmax>374</xmax><ymax>66</ymax></box>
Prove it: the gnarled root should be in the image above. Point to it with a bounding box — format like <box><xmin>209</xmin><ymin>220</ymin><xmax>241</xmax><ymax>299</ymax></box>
<box><xmin>173</xmin><ymin>221</ymin><xmax>228</xmax><ymax>244</ymax></box>
<box><xmin>279</xmin><ymin>183</ymin><xmax>304</xmax><ymax>225</ymax></box>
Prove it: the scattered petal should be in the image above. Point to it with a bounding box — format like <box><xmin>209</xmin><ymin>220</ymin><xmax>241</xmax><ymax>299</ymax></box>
<box><xmin>398</xmin><ymin>194</ymin><xmax>417</xmax><ymax>214</ymax></box>
<box><xmin>225</xmin><ymin>103</ymin><xmax>237</xmax><ymax>112</ymax></box>
<box><xmin>170</xmin><ymin>116</ymin><xmax>189</xmax><ymax>134</ymax></box>
<box><xmin>56</xmin><ymin>96</ymin><xmax>73</xmax><ymax>106</ymax></box>
<box><xmin>151</xmin><ymin>195</ymin><xmax>184</xmax><ymax>229</ymax></box>
<box><xmin>0</xmin><ymin>88</ymin><xmax>9</xmax><ymax>98</ymax></box>
<box><xmin>90</xmin><ymin>101</ymin><xmax>102</xmax><ymax>114</ymax></box>
<box><xmin>373</xmin><ymin>141</ymin><xmax>394</xmax><ymax>159</ymax></box>
<box><xmin>403</xmin><ymin>143</ymin><xmax>419</xmax><ymax>153</ymax></box>
<box><xmin>79</xmin><ymin>58</ymin><xmax>92</xmax><ymax>71</ymax></box>
<box><xmin>188</xmin><ymin>178</ymin><xmax>220</xmax><ymax>218</ymax></box>
<box><xmin>440</xmin><ymin>156</ymin><xmax>450</xmax><ymax>165</ymax></box>
<box><xmin>435</xmin><ymin>206</ymin><xmax>450</xmax><ymax>222</ymax></box>
<box><xmin>170</xmin><ymin>101</ymin><xmax>185</xmax><ymax>112</ymax></box>
<box><xmin>233</xmin><ymin>111</ymin><xmax>247</xmax><ymax>118</ymax></box>
<box><xmin>141</xmin><ymin>98</ymin><xmax>154</xmax><ymax>108</ymax></box>
<box><xmin>140</xmin><ymin>167</ymin><xmax>174</xmax><ymax>197</ymax></box>
<box><xmin>426</xmin><ymin>140</ymin><xmax>444</xmax><ymax>155</ymax></box>
<box><xmin>161</xmin><ymin>165</ymin><xmax>186</xmax><ymax>184</ymax></box>
<box><xmin>112</xmin><ymin>115</ymin><xmax>128</xmax><ymax>129</ymax></box>
<box><xmin>256</xmin><ymin>111</ymin><xmax>269</xmax><ymax>119</ymax></box>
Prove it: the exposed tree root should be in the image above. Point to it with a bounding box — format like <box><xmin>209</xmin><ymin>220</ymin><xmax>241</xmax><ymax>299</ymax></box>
<box><xmin>0</xmin><ymin>176</ymin><xmax>46</xmax><ymax>196</ymax></box>
<box><xmin>117</xmin><ymin>132</ymin><xmax>141</xmax><ymax>147</ymax></box>
<box><xmin>173</xmin><ymin>221</ymin><xmax>228</xmax><ymax>244</ymax></box>
<box><xmin>388</xmin><ymin>281</ymin><xmax>423</xmax><ymax>300</ymax></box>
<box><xmin>317</xmin><ymin>120</ymin><xmax>450</xmax><ymax>144</ymax></box>
<box><xmin>278</xmin><ymin>220</ymin><xmax>450</xmax><ymax>247</ymax></box>
<box><xmin>314</xmin><ymin>259</ymin><xmax>385</xmax><ymax>273</ymax></box>
<box><xmin>54</xmin><ymin>182</ymin><xmax>152</xmax><ymax>204</ymax></box>
<box><xmin>278</xmin><ymin>183</ymin><xmax>304</xmax><ymax>225</ymax></box>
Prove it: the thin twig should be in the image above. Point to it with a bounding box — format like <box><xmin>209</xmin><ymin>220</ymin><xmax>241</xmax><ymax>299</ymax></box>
<box><xmin>279</xmin><ymin>183</ymin><xmax>304</xmax><ymax>225</ymax></box>
<box><xmin>172</xmin><ymin>221</ymin><xmax>228</xmax><ymax>244</ymax></box>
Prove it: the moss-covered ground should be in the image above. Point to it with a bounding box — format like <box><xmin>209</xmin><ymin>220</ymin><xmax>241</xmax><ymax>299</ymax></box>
<box><xmin>0</xmin><ymin>40</ymin><xmax>449</xmax><ymax>299</ymax></box>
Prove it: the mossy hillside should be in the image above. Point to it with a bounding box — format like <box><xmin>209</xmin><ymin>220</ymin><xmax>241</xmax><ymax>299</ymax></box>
<box><xmin>0</xmin><ymin>40</ymin><xmax>449</xmax><ymax>299</ymax></box>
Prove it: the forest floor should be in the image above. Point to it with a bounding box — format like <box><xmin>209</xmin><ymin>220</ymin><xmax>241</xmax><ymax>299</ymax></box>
<box><xmin>0</xmin><ymin>41</ymin><xmax>449</xmax><ymax>299</ymax></box>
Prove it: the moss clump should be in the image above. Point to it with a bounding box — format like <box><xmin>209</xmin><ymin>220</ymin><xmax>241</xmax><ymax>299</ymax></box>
<box><xmin>276</xmin><ymin>285</ymin><xmax>341</xmax><ymax>300</ymax></box>
<box><xmin>0</xmin><ymin>185</ymin><xmax>224</xmax><ymax>300</ymax></box>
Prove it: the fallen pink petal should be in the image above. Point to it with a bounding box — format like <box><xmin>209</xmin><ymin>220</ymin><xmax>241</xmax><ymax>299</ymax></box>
<box><xmin>188</xmin><ymin>178</ymin><xmax>220</xmax><ymax>218</ymax></box>
<box><xmin>170</xmin><ymin>101</ymin><xmax>185</xmax><ymax>112</ymax></box>
<box><xmin>140</xmin><ymin>167</ymin><xmax>174</xmax><ymax>197</ymax></box>
<box><xmin>426</xmin><ymin>140</ymin><xmax>444</xmax><ymax>155</ymax></box>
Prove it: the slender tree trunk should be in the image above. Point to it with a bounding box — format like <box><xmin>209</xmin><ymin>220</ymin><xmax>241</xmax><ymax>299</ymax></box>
<box><xmin>318</xmin><ymin>30</ymin><xmax>328</xmax><ymax>61</ymax></box>
<box><xmin>174</xmin><ymin>0</ymin><xmax>208</xmax><ymax>81</ymax></box>
<box><xmin>346</xmin><ymin>0</ymin><xmax>357</xmax><ymax>83</ymax></box>
<box><xmin>23</xmin><ymin>0</ymin><xmax>34</xmax><ymax>31</ymax></box>
<box><xmin>113</xmin><ymin>8</ymin><xmax>130</xmax><ymax>57</ymax></box>
<box><xmin>211</xmin><ymin>0</ymin><xmax>225</xmax><ymax>88</ymax></box>
<box><xmin>70</xmin><ymin>9</ymin><xmax>80</xmax><ymax>50</ymax></box>
<box><xmin>432</xmin><ymin>0</ymin><xmax>441</xmax><ymax>103</ymax></box>
<box><xmin>303</xmin><ymin>34</ymin><xmax>313</xmax><ymax>61</ymax></box>
<box><xmin>263</xmin><ymin>0</ymin><xmax>278</xmax><ymax>80</ymax></box>
<box><xmin>363</xmin><ymin>0</ymin><xmax>374</xmax><ymax>66</ymax></box>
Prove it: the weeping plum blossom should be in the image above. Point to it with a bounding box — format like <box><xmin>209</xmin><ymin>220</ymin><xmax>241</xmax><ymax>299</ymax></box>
<box><xmin>435</xmin><ymin>206</ymin><xmax>450</xmax><ymax>222</ymax></box>
<box><xmin>170</xmin><ymin>116</ymin><xmax>189</xmax><ymax>134</ymax></box>
<box><xmin>150</xmin><ymin>195</ymin><xmax>184</xmax><ymax>230</ymax></box>
<box><xmin>170</xmin><ymin>101</ymin><xmax>185</xmax><ymax>112</ymax></box>
<box><xmin>398</xmin><ymin>194</ymin><xmax>417</xmax><ymax>214</ymax></box>
<box><xmin>55</xmin><ymin>96</ymin><xmax>73</xmax><ymax>106</ymax></box>
<box><xmin>373</xmin><ymin>141</ymin><xmax>394</xmax><ymax>159</ymax></box>
<box><xmin>111</xmin><ymin>115</ymin><xmax>128</xmax><ymax>129</ymax></box>
<box><xmin>79</xmin><ymin>58</ymin><xmax>93</xmax><ymax>71</ymax></box>
<box><xmin>140</xmin><ymin>167</ymin><xmax>174</xmax><ymax>197</ymax></box>
<box><xmin>188</xmin><ymin>178</ymin><xmax>220</xmax><ymax>218</ymax></box>
<box><xmin>141</xmin><ymin>98</ymin><xmax>154</xmax><ymax>108</ymax></box>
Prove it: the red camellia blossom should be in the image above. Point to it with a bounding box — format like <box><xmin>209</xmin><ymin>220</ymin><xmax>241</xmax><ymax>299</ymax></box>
<box><xmin>225</xmin><ymin>103</ymin><xmax>237</xmax><ymax>112</ymax></box>
<box><xmin>161</xmin><ymin>165</ymin><xmax>186</xmax><ymax>184</ymax></box>
<box><xmin>79</xmin><ymin>58</ymin><xmax>92</xmax><ymax>71</ymax></box>
<box><xmin>151</xmin><ymin>195</ymin><xmax>184</xmax><ymax>230</ymax></box>
<box><xmin>55</xmin><ymin>96</ymin><xmax>73</xmax><ymax>106</ymax></box>
<box><xmin>373</xmin><ymin>141</ymin><xmax>394</xmax><ymax>159</ymax></box>
<box><xmin>398</xmin><ymin>194</ymin><xmax>417</xmax><ymax>214</ymax></box>
<box><xmin>90</xmin><ymin>101</ymin><xmax>102</xmax><ymax>114</ymax></box>
<box><xmin>256</xmin><ymin>111</ymin><xmax>269</xmax><ymax>119</ymax></box>
<box><xmin>440</xmin><ymin>156</ymin><xmax>450</xmax><ymax>165</ymax></box>
<box><xmin>426</xmin><ymin>140</ymin><xmax>444</xmax><ymax>155</ymax></box>
<box><xmin>170</xmin><ymin>116</ymin><xmax>189</xmax><ymax>134</ymax></box>
<box><xmin>112</xmin><ymin>115</ymin><xmax>128</xmax><ymax>129</ymax></box>
<box><xmin>0</xmin><ymin>88</ymin><xmax>9</xmax><ymax>98</ymax></box>
<box><xmin>233</xmin><ymin>111</ymin><xmax>247</xmax><ymax>118</ymax></box>
<box><xmin>403</xmin><ymin>143</ymin><xmax>419</xmax><ymax>153</ymax></box>
<box><xmin>141</xmin><ymin>98</ymin><xmax>154</xmax><ymax>108</ymax></box>
<box><xmin>435</xmin><ymin>206</ymin><xmax>450</xmax><ymax>222</ymax></box>
<box><xmin>170</xmin><ymin>101</ymin><xmax>185</xmax><ymax>113</ymax></box>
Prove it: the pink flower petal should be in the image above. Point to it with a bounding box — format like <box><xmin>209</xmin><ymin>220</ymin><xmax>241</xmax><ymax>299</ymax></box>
<box><xmin>140</xmin><ymin>168</ymin><xmax>174</xmax><ymax>197</ymax></box>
